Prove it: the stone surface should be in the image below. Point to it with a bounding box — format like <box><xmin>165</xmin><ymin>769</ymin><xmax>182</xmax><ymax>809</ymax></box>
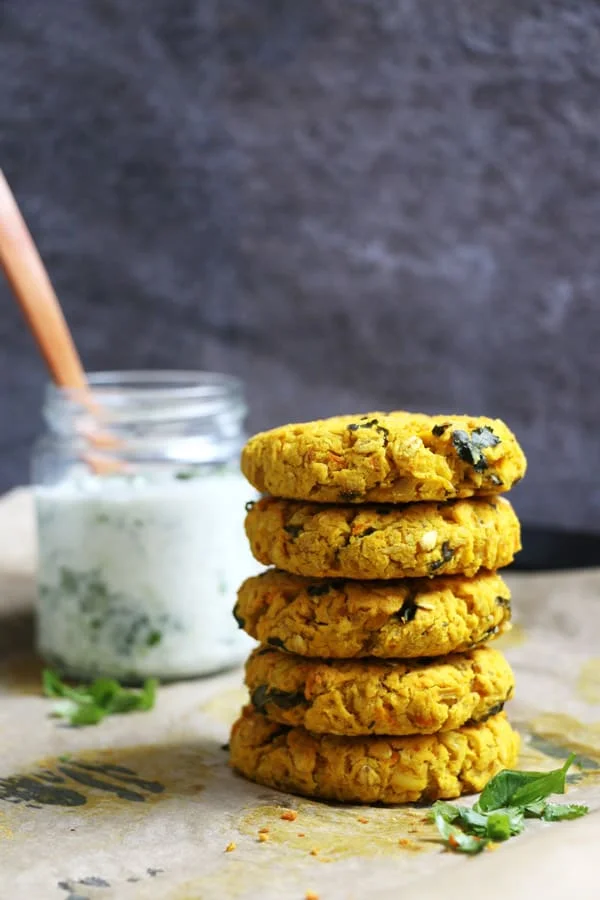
<box><xmin>1</xmin><ymin>1</ymin><xmax>600</xmax><ymax>529</ymax></box>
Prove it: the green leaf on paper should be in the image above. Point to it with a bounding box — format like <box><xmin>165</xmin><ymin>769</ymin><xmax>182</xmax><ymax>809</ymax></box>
<box><xmin>42</xmin><ymin>669</ymin><xmax>158</xmax><ymax>727</ymax></box>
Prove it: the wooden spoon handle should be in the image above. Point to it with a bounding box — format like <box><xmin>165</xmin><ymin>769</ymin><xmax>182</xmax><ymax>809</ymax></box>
<box><xmin>0</xmin><ymin>169</ymin><xmax>87</xmax><ymax>388</ymax></box>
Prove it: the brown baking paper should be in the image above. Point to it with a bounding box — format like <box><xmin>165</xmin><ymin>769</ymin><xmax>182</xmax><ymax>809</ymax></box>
<box><xmin>0</xmin><ymin>488</ymin><xmax>599</xmax><ymax>900</ymax></box>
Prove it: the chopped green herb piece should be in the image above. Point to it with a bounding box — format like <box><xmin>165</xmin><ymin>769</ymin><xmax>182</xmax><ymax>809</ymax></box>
<box><xmin>266</xmin><ymin>636</ymin><xmax>287</xmax><ymax>649</ymax></box>
<box><xmin>538</xmin><ymin>802</ymin><xmax>589</xmax><ymax>821</ymax></box>
<box><xmin>232</xmin><ymin>605</ymin><xmax>246</xmax><ymax>629</ymax></box>
<box><xmin>394</xmin><ymin>592</ymin><xmax>420</xmax><ymax>624</ymax></box>
<box><xmin>146</xmin><ymin>630</ymin><xmax>162</xmax><ymax>647</ymax></box>
<box><xmin>42</xmin><ymin>669</ymin><xmax>158</xmax><ymax>727</ymax></box>
<box><xmin>339</xmin><ymin>490</ymin><xmax>361</xmax><ymax>501</ymax></box>
<box><xmin>432</xmin><ymin>808</ymin><xmax>487</xmax><ymax>854</ymax></box>
<box><xmin>485</xmin><ymin>810</ymin><xmax>516</xmax><ymax>842</ymax></box>
<box><xmin>452</xmin><ymin>426</ymin><xmax>500</xmax><ymax>473</ymax></box>
<box><xmin>251</xmin><ymin>685</ymin><xmax>306</xmax><ymax>713</ymax></box>
<box><xmin>431</xmin><ymin>753</ymin><xmax>587</xmax><ymax>854</ymax></box>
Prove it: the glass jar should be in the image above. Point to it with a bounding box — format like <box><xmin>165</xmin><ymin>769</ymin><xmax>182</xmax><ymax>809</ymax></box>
<box><xmin>32</xmin><ymin>370</ymin><xmax>259</xmax><ymax>682</ymax></box>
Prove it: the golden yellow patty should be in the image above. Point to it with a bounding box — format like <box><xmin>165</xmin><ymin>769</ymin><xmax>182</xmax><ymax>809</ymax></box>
<box><xmin>245</xmin><ymin>646</ymin><xmax>514</xmax><ymax>736</ymax></box>
<box><xmin>230</xmin><ymin>707</ymin><xmax>519</xmax><ymax>804</ymax></box>
<box><xmin>241</xmin><ymin>412</ymin><xmax>526</xmax><ymax>504</ymax></box>
<box><xmin>235</xmin><ymin>570</ymin><xmax>512</xmax><ymax>658</ymax></box>
<box><xmin>245</xmin><ymin>496</ymin><xmax>520</xmax><ymax>579</ymax></box>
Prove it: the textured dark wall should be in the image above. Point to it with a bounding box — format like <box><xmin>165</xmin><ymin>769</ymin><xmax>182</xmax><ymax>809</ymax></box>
<box><xmin>2</xmin><ymin>1</ymin><xmax>600</xmax><ymax>530</ymax></box>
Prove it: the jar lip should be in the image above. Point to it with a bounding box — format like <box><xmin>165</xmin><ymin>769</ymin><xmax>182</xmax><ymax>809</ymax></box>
<box><xmin>46</xmin><ymin>370</ymin><xmax>244</xmax><ymax>406</ymax></box>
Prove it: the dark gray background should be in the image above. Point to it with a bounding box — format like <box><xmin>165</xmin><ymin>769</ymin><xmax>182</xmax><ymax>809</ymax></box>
<box><xmin>2</xmin><ymin>1</ymin><xmax>599</xmax><ymax>530</ymax></box>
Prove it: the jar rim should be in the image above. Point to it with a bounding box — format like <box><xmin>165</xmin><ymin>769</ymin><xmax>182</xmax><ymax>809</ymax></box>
<box><xmin>46</xmin><ymin>369</ymin><xmax>244</xmax><ymax>407</ymax></box>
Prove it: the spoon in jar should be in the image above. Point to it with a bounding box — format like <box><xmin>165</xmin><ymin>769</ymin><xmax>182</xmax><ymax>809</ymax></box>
<box><xmin>0</xmin><ymin>169</ymin><xmax>119</xmax><ymax>472</ymax></box>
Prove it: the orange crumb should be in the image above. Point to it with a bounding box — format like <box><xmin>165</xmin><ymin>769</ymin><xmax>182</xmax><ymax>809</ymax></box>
<box><xmin>297</xmin><ymin>832</ymin><xmax>306</xmax><ymax>838</ymax></box>
<box><xmin>306</xmin><ymin>892</ymin><xmax>319</xmax><ymax>900</ymax></box>
<box><xmin>258</xmin><ymin>833</ymin><xmax>270</xmax><ymax>843</ymax></box>
<box><xmin>258</xmin><ymin>826</ymin><xmax>270</xmax><ymax>834</ymax></box>
<box><xmin>398</xmin><ymin>838</ymin><xmax>411</xmax><ymax>847</ymax></box>
<box><xmin>225</xmin><ymin>842</ymin><xmax>236</xmax><ymax>852</ymax></box>
<box><xmin>309</xmin><ymin>848</ymin><xmax>320</xmax><ymax>856</ymax></box>
<box><xmin>357</xmin><ymin>816</ymin><xmax>369</xmax><ymax>824</ymax></box>
<box><xmin>281</xmin><ymin>809</ymin><xmax>298</xmax><ymax>821</ymax></box>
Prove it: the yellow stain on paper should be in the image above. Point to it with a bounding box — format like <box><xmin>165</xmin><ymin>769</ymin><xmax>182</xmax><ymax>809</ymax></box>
<box><xmin>577</xmin><ymin>659</ymin><xmax>600</xmax><ymax>705</ymax></box>
<box><xmin>528</xmin><ymin>713</ymin><xmax>600</xmax><ymax>758</ymax></box>
<box><xmin>0</xmin><ymin>813</ymin><xmax>13</xmax><ymax>841</ymax></box>
<box><xmin>237</xmin><ymin>800</ymin><xmax>433</xmax><ymax>860</ymax></box>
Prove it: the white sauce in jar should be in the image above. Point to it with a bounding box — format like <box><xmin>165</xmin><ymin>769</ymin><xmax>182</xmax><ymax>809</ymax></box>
<box><xmin>35</xmin><ymin>469</ymin><xmax>259</xmax><ymax>680</ymax></box>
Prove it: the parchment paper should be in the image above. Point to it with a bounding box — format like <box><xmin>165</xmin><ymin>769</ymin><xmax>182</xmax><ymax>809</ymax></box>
<box><xmin>1</xmin><ymin>488</ymin><xmax>599</xmax><ymax>900</ymax></box>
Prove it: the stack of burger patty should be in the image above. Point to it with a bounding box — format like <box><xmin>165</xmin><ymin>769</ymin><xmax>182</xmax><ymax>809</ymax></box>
<box><xmin>230</xmin><ymin>412</ymin><xmax>526</xmax><ymax>804</ymax></box>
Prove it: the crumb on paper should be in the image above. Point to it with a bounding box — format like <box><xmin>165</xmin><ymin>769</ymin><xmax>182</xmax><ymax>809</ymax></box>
<box><xmin>306</xmin><ymin>892</ymin><xmax>319</xmax><ymax>900</ymax></box>
<box><xmin>258</xmin><ymin>826</ymin><xmax>270</xmax><ymax>834</ymax></box>
<box><xmin>225</xmin><ymin>842</ymin><xmax>236</xmax><ymax>853</ymax></box>
<box><xmin>357</xmin><ymin>816</ymin><xmax>369</xmax><ymax>824</ymax></box>
<box><xmin>309</xmin><ymin>848</ymin><xmax>320</xmax><ymax>856</ymax></box>
<box><xmin>281</xmin><ymin>809</ymin><xmax>298</xmax><ymax>821</ymax></box>
<box><xmin>258</xmin><ymin>833</ymin><xmax>270</xmax><ymax>843</ymax></box>
<box><xmin>297</xmin><ymin>832</ymin><xmax>306</xmax><ymax>837</ymax></box>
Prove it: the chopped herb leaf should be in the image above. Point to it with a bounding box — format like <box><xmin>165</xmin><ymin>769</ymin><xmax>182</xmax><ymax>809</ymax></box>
<box><xmin>339</xmin><ymin>491</ymin><xmax>361</xmax><ymax>502</ymax></box>
<box><xmin>452</xmin><ymin>426</ymin><xmax>500</xmax><ymax>473</ymax></box>
<box><xmin>429</xmin><ymin>541</ymin><xmax>454</xmax><ymax>572</ymax></box>
<box><xmin>376</xmin><ymin>425</ymin><xmax>390</xmax><ymax>446</ymax></box>
<box><xmin>232</xmin><ymin>605</ymin><xmax>246</xmax><ymax>629</ymax></box>
<box><xmin>283</xmin><ymin>524</ymin><xmax>303</xmax><ymax>538</ymax></box>
<box><xmin>146</xmin><ymin>630</ymin><xmax>162</xmax><ymax>647</ymax></box>
<box><xmin>266</xmin><ymin>637</ymin><xmax>287</xmax><ymax>649</ymax></box>
<box><xmin>495</xmin><ymin>595</ymin><xmax>511</xmax><ymax>609</ymax></box>
<box><xmin>251</xmin><ymin>685</ymin><xmax>306</xmax><ymax>713</ymax></box>
<box><xmin>347</xmin><ymin>423</ymin><xmax>360</xmax><ymax>432</ymax></box>
<box><xmin>432</xmin><ymin>424</ymin><xmax>448</xmax><ymax>437</ymax></box>
<box><xmin>432</xmin><ymin>808</ymin><xmax>487</xmax><ymax>854</ymax></box>
<box><xmin>472</xmin><ymin>700</ymin><xmax>505</xmax><ymax>723</ymax></box>
<box><xmin>395</xmin><ymin>592</ymin><xmax>419</xmax><ymax>624</ymax></box>
<box><xmin>42</xmin><ymin>670</ymin><xmax>157</xmax><ymax>727</ymax></box>
<box><xmin>175</xmin><ymin>470</ymin><xmax>196</xmax><ymax>480</ymax></box>
<box><xmin>537</xmin><ymin>802</ymin><xmax>589</xmax><ymax>821</ymax></box>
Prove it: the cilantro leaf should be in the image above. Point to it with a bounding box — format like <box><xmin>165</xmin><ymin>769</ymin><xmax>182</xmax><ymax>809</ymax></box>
<box><xmin>525</xmin><ymin>802</ymin><xmax>589</xmax><ymax>821</ymax></box>
<box><xmin>42</xmin><ymin>669</ymin><xmax>158</xmax><ymax>727</ymax></box>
